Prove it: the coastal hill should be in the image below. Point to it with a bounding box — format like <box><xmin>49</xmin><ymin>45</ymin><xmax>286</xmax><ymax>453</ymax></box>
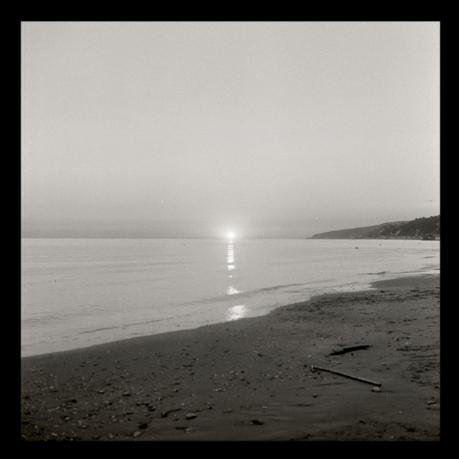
<box><xmin>310</xmin><ymin>215</ymin><xmax>440</xmax><ymax>240</ymax></box>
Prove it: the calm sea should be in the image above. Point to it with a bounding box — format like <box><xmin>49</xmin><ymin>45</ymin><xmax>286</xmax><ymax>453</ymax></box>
<box><xmin>21</xmin><ymin>238</ymin><xmax>439</xmax><ymax>356</ymax></box>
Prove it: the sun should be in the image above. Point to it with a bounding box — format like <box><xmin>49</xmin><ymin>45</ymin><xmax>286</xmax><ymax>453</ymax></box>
<box><xmin>226</xmin><ymin>230</ymin><xmax>236</xmax><ymax>241</ymax></box>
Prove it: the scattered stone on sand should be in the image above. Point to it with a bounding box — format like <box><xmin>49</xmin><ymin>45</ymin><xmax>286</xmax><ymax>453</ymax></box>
<box><xmin>185</xmin><ymin>413</ymin><xmax>197</xmax><ymax>420</ymax></box>
<box><xmin>251</xmin><ymin>419</ymin><xmax>264</xmax><ymax>425</ymax></box>
<box><xmin>160</xmin><ymin>408</ymin><xmax>182</xmax><ymax>418</ymax></box>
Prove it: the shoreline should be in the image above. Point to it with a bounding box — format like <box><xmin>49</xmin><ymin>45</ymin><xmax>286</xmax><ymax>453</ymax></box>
<box><xmin>21</xmin><ymin>269</ymin><xmax>438</xmax><ymax>360</ymax></box>
<box><xmin>21</xmin><ymin>274</ymin><xmax>440</xmax><ymax>441</ymax></box>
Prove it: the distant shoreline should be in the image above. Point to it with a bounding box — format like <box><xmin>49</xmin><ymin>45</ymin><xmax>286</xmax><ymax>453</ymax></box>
<box><xmin>310</xmin><ymin>215</ymin><xmax>440</xmax><ymax>240</ymax></box>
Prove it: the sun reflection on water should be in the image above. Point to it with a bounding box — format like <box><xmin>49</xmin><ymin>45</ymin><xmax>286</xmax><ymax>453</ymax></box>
<box><xmin>227</xmin><ymin>244</ymin><xmax>234</xmax><ymax>265</ymax></box>
<box><xmin>226</xmin><ymin>304</ymin><xmax>247</xmax><ymax>321</ymax></box>
<box><xmin>224</xmin><ymin>239</ymin><xmax>247</xmax><ymax>320</ymax></box>
<box><xmin>226</xmin><ymin>240</ymin><xmax>236</xmax><ymax>272</ymax></box>
<box><xmin>226</xmin><ymin>285</ymin><xmax>240</xmax><ymax>295</ymax></box>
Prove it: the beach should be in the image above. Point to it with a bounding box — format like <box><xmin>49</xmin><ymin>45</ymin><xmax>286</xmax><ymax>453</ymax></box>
<box><xmin>21</xmin><ymin>274</ymin><xmax>440</xmax><ymax>441</ymax></box>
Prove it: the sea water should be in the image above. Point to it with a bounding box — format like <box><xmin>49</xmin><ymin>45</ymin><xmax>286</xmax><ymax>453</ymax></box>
<box><xmin>21</xmin><ymin>238</ymin><xmax>440</xmax><ymax>356</ymax></box>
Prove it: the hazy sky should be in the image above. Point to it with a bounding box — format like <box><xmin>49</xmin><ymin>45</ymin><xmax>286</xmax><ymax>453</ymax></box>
<box><xmin>21</xmin><ymin>22</ymin><xmax>439</xmax><ymax>238</ymax></box>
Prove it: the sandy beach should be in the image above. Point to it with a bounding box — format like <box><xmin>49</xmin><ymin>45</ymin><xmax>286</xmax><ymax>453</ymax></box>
<box><xmin>21</xmin><ymin>274</ymin><xmax>440</xmax><ymax>441</ymax></box>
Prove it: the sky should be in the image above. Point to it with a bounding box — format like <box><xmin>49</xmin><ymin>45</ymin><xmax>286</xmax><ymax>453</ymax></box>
<box><xmin>21</xmin><ymin>22</ymin><xmax>440</xmax><ymax>238</ymax></box>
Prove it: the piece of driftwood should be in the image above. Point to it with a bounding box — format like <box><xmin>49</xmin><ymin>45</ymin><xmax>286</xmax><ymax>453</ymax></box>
<box><xmin>329</xmin><ymin>345</ymin><xmax>371</xmax><ymax>356</ymax></box>
<box><xmin>310</xmin><ymin>365</ymin><xmax>381</xmax><ymax>387</ymax></box>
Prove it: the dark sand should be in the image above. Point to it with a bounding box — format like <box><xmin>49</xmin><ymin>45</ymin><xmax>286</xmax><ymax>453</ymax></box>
<box><xmin>21</xmin><ymin>274</ymin><xmax>440</xmax><ymax>441</ymax></box>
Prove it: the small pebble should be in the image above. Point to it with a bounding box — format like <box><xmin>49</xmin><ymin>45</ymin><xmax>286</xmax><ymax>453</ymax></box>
<box><xmin>251</xmin><ymin>419</ymin><xmax>264</xmax><ymax>425</ymax></box>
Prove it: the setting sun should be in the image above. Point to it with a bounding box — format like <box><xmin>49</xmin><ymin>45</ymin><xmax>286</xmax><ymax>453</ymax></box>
<box><xmin>226</xmin><ymin>231</ymin><xmax>236</xmax><ymax>241</ymax></box>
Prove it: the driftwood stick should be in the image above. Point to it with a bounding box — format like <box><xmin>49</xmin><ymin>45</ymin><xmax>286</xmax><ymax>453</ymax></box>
<box><xmin>329</xmin><ymin>345</ymin><xmax>371</xmax><ymax>356</ymax></box>
<box><xmin>311</xmin><ymin>365</ymin><xmax>381</xmax><ymax>387</ymax></box>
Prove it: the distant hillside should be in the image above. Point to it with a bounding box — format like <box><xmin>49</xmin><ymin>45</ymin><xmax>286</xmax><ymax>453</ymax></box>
<box><xmin>311</xmin><ymin>215</ymin><xmax>440</xmax><ymax>240</ymax></box>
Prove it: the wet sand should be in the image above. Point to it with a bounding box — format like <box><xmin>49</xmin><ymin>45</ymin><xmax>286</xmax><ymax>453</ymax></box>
<box><xmin>21</xmin><ymin>274</ymin><xmax>440</xmax><ymax>441</ymax></box>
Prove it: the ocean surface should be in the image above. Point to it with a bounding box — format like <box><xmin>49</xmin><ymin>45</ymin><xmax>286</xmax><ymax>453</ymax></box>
<box><xmin>21</xmin><ymin>238</ymin><xmax>440</xmax><ymax>357</ymax></box>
